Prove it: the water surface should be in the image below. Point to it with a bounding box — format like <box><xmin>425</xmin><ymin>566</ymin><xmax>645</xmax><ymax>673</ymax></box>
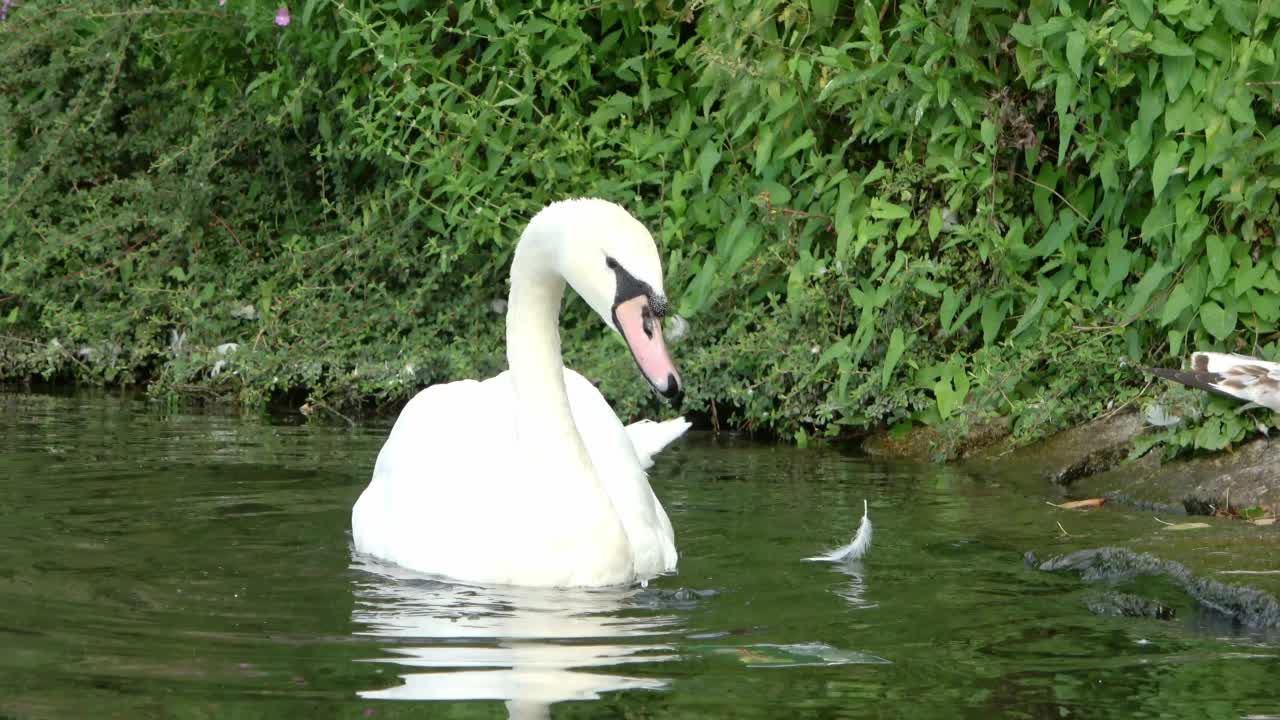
<box><xmin>1</xmin><ymin>392</ymin><xmax>1277</xmax><ymax>719</ymax></box>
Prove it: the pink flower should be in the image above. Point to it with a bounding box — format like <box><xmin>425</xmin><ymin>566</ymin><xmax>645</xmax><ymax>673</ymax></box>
<box><xmin>274</xmin><ymin>6</ymin><xmax>290</xmax><ymax>26</ymax></box>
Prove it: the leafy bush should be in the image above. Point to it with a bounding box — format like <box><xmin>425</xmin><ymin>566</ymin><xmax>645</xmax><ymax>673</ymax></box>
<box><xmin>2</xmin><ymin>0</ymin><xmax>1278</xmax><ymax>455</ymax></box>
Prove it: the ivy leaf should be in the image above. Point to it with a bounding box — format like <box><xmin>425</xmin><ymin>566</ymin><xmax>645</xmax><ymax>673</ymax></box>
<box><xmin>1148</xmin><ymin>21</ymin><xmax>1194</xmax><ymax>56</ymax></box>
<box><xmin>1160</xmin><ymin>282</ymin><xmax>1192</xmax><ymax>325</ymax></box>
<box><xmin>1066</xmin><ymin>32</ymin><xmax>1086</xmax><ymax>78</ymax></box>
<box><xmin>1206</xmin><ymin>234</ymin><xmax>1233</xmax><ymax>287</ymax></box>
<box><xmin>1163</xmin><ymin>55</ymin><xmax>1195</xmax><ymax>102</ymax></box>
<box><xmin>1151</xmin><ymin>139</ymin><xmax>1181</xmax><ymax>197</ymax></box>
<box><xmin>1199</xmin><ymin>300</ymin><xmax>1233</xmax><ymax>340</ymax></box>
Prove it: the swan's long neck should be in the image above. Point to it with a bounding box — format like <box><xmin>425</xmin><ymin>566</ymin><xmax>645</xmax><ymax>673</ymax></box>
<box><xmin>506</xmin><ymin>217</ymin><xmax>594</xmax><ymax>475</ymax></box>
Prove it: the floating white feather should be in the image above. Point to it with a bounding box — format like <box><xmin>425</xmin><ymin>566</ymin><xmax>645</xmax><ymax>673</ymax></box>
<box><xmin>806</xmin><ymin>499</ymin><xmax>873</xmax><ymax>562</ymax></box>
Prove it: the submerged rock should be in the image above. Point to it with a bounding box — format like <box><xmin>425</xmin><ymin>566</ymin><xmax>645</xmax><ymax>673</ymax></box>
<box><xmin>1029</xmin><ymin>547</ymin><xmax>1280</xmax><ymax>630</ymax></box>
<box><xmin>1083</xmin><ymin>590</ymin><xmax>1176</xmax><ymax>621</ymax></box>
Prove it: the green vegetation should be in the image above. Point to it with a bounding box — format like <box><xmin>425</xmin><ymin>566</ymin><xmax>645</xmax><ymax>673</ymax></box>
<box><xmin>2</xmin><ymin>0</ymin><xmax>1279</xmax><ymax>455</ymax></box>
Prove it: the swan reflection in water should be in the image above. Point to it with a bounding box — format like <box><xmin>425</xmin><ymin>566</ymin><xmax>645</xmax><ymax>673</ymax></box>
<box><xmin>350</xmin><ymin>555</ymin><xmax>680</xmax><ymax>719</ymax></box>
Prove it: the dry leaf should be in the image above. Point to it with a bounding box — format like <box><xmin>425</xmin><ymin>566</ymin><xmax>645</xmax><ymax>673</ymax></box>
<box><xmin>1161</xmin><ymin>522</ymin><xmax>1211</xmax><ymax>531</ymax></box>
<box><xmin>1050</xmin><ymin>498</ymin><xmax>1106</xmax><ymax>510</ymax></box>
<box><xmin>1249</xmin><ymin>517</ymin><xmax>1276</xmax><ymax>526</ymax></box>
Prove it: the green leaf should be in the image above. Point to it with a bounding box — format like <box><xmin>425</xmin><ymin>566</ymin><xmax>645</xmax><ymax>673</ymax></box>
<box><xmin>810</xmin><ymin>0</ymin><xmax>837</xmax><ymax>27</ymax></box>
<box><xmin>1199</xmin><ymin>300</ymin><xmax>1234</xmax><ymax>340</ymax></box>
<box><xmin>870</xmin><ymin>199</ymin><xmax>911</xmax><ymax>220</ymax></box>
<box><xmin>1163</xmin><ymin>55</ymin><xmax>1195</xmax><ymax>102</ymax></box>
<box><xmin>1123</xmin><ymin>0</ymin><xmax>1153</xmax><ymax>29</ymax></box>
<box><xmin>1151</xmin><ymin>139</ymin><xmax>1181</xmax><ymax>197</ymax></box>
<box><xmin>953</xmin><ymin>0</ymin><xmax>972</xmax><ymax>43</ymax></box>
<box><xmin>933</xmin><ymin>359</ymin><xmax>970</xmax><ymax>420</ymax></box>
<box><xmin>940</xmin><ymin>287</ymin><xmax>960</xmax><ymax>333</ymax></box>
<box><xmin>1011</xmin><ymin>280</ymin><xmax>1052</xmax><ymax>339</ymax></box>
<box><xmin>1066</xmin><ymin>32</ymin><xmax>1086</xmax><ymax>78</ymax></box>
<box><xmin>1161</xmin><ymin>282</ymin><xmax>1192</xmax><ymax>325</ymax></box>
<box><xmin>1206</xmin><ymin>234</ymin><xmax>1233</xmax><ymax>287</ymax></box>
<box><xmin>545</xmin><ymin>44</ymin><xmax>581</xmax><ymax>70</ymax></box>
<box><xmin>1122</xmin><ymin>261</ymin><xmax>1171</xmax><ymax>320</ymax></box>
<box><xmin>778</xmin><ymin>131</ymin><xmax>816</xmax><ymax>160</ymax></box>
<box><xmin>980</xmin><ymin>118</ymin><xmax>996</xmax><ymax>149</ymax></box>
<box><xmin>754</xmin><ymin>129</ymin><xmax>775</xmax><ymax>173</ymax></box>
<box><xmin>881</xmin><ymin>327</ymin><xmax>906</xmax><ymax>390</ymax></box>
<box><xmin>1009</xmin><ymin>23</ymin><xmax>1038</xmax><ymax>47</ymax></box>
<box><xmin>1126</xmin><ymin>122</ymin><xmax>1153</xmax><ymax>168</ymax></box>
<box><xmin>1031</xmin><ymin>212</ymin><xmax>1075</xmax><ymax>258</ymax></box>
<box><xmin>696</xmin><ymin>141</ymin><xmax>721</xmax><ymax>192</ymax></box>
<box><xmin>1220</xmin><ymin>0</ymin><xmax>1251</xmax><ymax>34</ymax></box>
<box><xmin>929</xmin><ymin>207</ymin><xmax>943</xmax><ymax>240</ymax></box>
<box><xmin>981</xmin><ymin>297</ymin><xmax>1008</xmax><ymax>346</ymax></box>
<box><xmin>1148</xmin><ymin>21</ymin><xmax>1194</xmax><ymax>56</ymax></box>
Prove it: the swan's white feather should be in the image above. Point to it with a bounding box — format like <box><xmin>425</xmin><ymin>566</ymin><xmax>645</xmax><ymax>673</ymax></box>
<box><xmin>352</xmin><ymin>369</ymin><xmax>679</xmax><ymax>587</ymax></box>
<box><xmin>625</xmin><ymin>418</ymin><xmax>691</xmax><ymax>470</ymax></box>
<box><xmin>806</xmin><ymin>500</ymin><xmax>873</xmax><ymax>562</ymax></box>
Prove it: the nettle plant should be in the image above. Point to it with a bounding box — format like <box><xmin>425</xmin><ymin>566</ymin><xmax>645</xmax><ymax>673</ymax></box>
<box><xmin>680</xmin><ymin>0</ymin><xmax>1280</xmax><ymax>451</ymax></box>
<box><xmin>2</xmin><ymin>0</ymin><xmax>1278</xmax><ymax>453</ymax></box>
<box><xmin>1005</xmin><ymin>0</ymin><xmax>1280</xmax><ymax>452</ymax></box>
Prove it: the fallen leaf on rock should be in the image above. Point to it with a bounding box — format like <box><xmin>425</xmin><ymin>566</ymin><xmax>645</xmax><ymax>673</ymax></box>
<box><xmin>1160</xmin><ymin>522</ymin><xmax>1211</xmax><ymax>531</ymax></box>
<box><xmin>1048</xmin><ymin>498</ymin><xmax>1106</xmax><ymax>510</ymax></box>
<box><xmin>1249</xmin><ymin>517</ymin><xmax>1276</xmax><ymax>526</ymax></box>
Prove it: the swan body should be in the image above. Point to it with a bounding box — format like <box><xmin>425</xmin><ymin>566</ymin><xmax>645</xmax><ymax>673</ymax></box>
<box><xmin>1146</xmin><ymin>351</ymin><xmax>1280</xmax><ymax>413</ymax></box>
<box><xmin>352</xmin><ymin>199</ymin><xmax>689</xmax><ymax>588</ymax></box>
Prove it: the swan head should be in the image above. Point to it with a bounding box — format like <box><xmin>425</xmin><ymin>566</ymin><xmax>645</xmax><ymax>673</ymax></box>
<box><xmin>537</xmin><ymin>199</ymin><xmax>683</xmax><ymax>403</ymax></box>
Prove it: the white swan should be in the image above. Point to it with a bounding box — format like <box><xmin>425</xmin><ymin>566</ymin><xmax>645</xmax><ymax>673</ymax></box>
<box><xmin>352</xmin><ymin>198</ymin><xmax>690</xmax><ymax>588</ymax></box>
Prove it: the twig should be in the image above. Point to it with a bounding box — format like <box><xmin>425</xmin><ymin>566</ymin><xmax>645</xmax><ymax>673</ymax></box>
<box><xmin>1153</xmin><ymin>516</ymin><xmax>1174</xmax><ymax>526</ymax></box>
<box><xmin>1056</xmin><ymin>521</ymin><xmax>1070</xmax><ymax>537</ymax></box>
<box><xmin>1011</xmin><ymin>171</ymin><xmax>1086</xmax><ymax>224</ymax></box>
<box><xmin>1216</xmin><ymin>570</ymin><xmax>1280</xmax><ymax>575</ymax></box>
<box><xmin>1097</xmin><ymin>377</ymin><xmax>1153</xmax><ymax>422</ymax></box>
<box><xmin>311</xmin><ymin>397</ymin><xmax>356</xmax><ymax>427</ymax></box>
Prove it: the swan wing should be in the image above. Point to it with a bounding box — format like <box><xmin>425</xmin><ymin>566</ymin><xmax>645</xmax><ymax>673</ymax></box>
<box><xmin>624</xmin><ymin>418</ymin><xmax>692</xmax><ymax>470</ymax></box>
<box><xmin>565</xmin><ymin>370</ymin><xmax>678</xmax><ymax>576</ymax></box>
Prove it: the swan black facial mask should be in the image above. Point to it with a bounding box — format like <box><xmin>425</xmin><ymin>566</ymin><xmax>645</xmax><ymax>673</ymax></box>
<box><xmin>607</xmin><ymin>257</ymin><xmax>683</xmax><ymax>402</ymax></box>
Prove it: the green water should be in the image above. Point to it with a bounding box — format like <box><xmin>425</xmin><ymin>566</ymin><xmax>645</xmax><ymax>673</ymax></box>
<box><xmin>1</xmin><ymin>392</ymin><xmax>1277</xmax><ymax>719</ymax></box>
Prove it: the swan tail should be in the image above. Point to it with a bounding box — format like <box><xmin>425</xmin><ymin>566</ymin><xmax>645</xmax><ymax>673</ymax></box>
<box><xmin>625</xmin><ymin>417</ymin><xmax>692</xmax><ymax>469</ymax></box>
<box><xmin>806</xmin><ymin>499</ymin><xmax>873</xmax><ymax>562</ymax></box>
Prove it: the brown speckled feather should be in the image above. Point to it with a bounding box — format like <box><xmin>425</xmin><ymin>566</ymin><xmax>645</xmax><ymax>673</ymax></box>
<box><xmin>1144</xmin><ymin>352</ymin><xmax>1280</xmax><ymax>412</ymax></box>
